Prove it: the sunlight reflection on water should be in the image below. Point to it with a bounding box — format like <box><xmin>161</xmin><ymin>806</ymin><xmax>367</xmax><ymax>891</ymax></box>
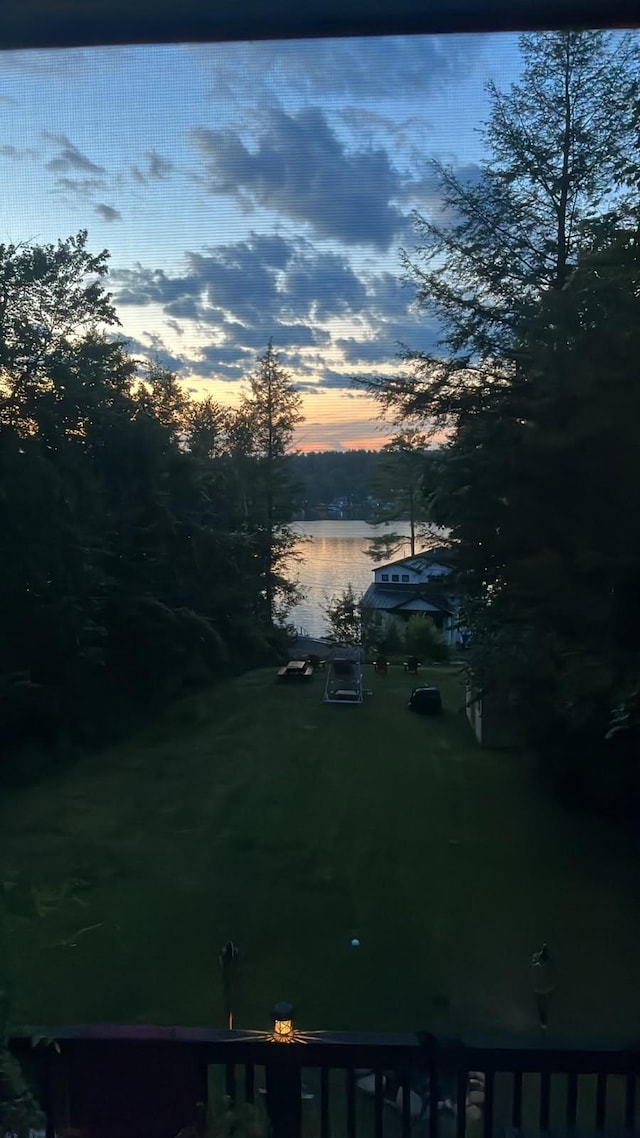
<box><xmin>288</xmin><ymin>520</ymin><xmax>413</xmax><ymax>637</ymax></box>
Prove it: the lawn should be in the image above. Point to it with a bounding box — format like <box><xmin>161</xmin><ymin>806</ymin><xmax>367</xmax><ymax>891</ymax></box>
<box><xmin>2</xmin><ymin>663</ymin><xmax>640</xmax><ymax>1039</ymax></box>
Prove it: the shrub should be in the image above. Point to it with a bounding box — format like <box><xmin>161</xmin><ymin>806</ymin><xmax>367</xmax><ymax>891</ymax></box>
<box><xmin>405</xmin><ymin>615</ymin><xmax>450</xmax><ymax>663</ymax></box>
<box><xmin>377</xmin><ymin>619</ymin><xmax>406</xmax><ymax>656</ymax></box>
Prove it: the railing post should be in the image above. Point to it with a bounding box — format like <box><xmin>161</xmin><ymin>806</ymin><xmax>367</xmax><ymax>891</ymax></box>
<box><xmin>265</xmin><ymin>1004</ymin><xmax>302</xmax><ymax>1138</ymax></box>
<box><xmin>265</xmin><ymin>1056</ymin><xmax>302</xmax><ymax>1138</ymax></box>
<box><xmin>41</xmin><ymin>1041</ymin><xmax>69</xmax><ymax>1138</ymax></box>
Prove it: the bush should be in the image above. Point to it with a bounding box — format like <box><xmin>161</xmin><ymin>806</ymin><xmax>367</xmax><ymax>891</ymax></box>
<box><xmin>404</xmin><ymin>615</ymin><xmax>450</xmax><ymax>663</ymax></box>
<box><xmin>377</xmin><ymin>620</ymin><xmax>406</xmax><ymax>656</ymax></box>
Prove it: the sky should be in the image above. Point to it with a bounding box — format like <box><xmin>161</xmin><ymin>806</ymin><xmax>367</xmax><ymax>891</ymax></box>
<box><xmin>0</xmin><ymin>34</ymin><xmax>523</xmax><ymax>449</ymax></box>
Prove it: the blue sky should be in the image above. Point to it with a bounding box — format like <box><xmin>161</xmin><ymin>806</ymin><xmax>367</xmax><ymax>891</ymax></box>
<box><xmin>0</xmin><ymin>34</ymin><xmax>523</xmax><ymax>449</ymax></box>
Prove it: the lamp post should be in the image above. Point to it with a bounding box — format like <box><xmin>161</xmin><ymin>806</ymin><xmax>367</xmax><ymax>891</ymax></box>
<box><xmin>266</xmin><ymin>1002</ymin><xmax>301</xmax><ymax>1138</ymax></box>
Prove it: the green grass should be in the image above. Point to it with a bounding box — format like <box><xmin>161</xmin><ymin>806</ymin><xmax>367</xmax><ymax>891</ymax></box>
<box><xmin>2</xmin><ymin>663</ymin><xmax>640</xmax><ymax>1039</ymax></box>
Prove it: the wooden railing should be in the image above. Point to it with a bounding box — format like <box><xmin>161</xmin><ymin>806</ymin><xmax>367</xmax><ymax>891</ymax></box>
<box><xmin>9</xmin><ymin>1024</ymin><xmax>640</xmax><ymax>1138</ymax></box>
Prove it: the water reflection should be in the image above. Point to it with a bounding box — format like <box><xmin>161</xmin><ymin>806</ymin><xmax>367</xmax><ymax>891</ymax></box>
<box><xmin>289</xmin><ymin>520</ymin><xmax>412</xmax><ymax>637</ymax></box>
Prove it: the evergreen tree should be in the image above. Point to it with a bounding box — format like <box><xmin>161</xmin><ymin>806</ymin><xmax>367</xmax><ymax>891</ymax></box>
<box><xmin>323</xmin><ymin>584</ymin><xmax>364</xmax><ymax>646</ymax></box>
<box><xmin>0</xmin><ymin>238</ymin><xmax>302</xmax><ymax>765</ymax></box>
<box><xmin>365</xmin><ymin>429</ymin><xmax>436</xmax><ymax>561</ymax></box>
<box><xmin>356</xmin><ymin>31</ymin><xmax>640</xmax><ymax>809</ymax></box>
<box><xmin>360</xmin><ymin>30</ymin><xmax>640</xmax><ymax>424</ymax></box>
<box><xmin>239</xmin><ymin>341</ymin><xmax>304</xmax><ymax>623</ymax></box>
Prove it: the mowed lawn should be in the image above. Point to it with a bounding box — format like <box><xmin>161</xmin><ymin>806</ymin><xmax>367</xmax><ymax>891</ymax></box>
<box><xmin>2</xmin><ymin>664</ymin><xmax>640</xmax><ymax>1038</ymax></box>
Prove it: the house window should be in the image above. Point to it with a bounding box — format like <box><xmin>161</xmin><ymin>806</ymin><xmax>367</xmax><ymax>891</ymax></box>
<box><xmin>381</xmin><ymin>573</ymin><xmax>389</xmax><ymax>581</ymax></box>
<box><xmin>392</xmin><ymin>574</ymin><xmax>399</xmax><ymax>582</ymax></box>
<box><xmin>401</xmin><ymin>574</ymin><xmax>409</xmax><ymax>582</ymax></box>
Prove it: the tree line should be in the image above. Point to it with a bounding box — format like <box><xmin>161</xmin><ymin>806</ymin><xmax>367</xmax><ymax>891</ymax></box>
<box><xmin>0</xmin><ymin>235</ymin><xmax>301</xmax><ymax>772</ymax></box>
<box><xmin>290</xmin><ymin>449</ymin><xmax>380</xmax><ymax>509</ymax></box>
<box><xmin>360</xmin><ymin>30</ymin><xmax>640</xmax><ymax>815</ymax></box>
<box><xmin>291</xmin><ymin>435</ymin><xmax>440</xmax><ymax>561</ymax></box>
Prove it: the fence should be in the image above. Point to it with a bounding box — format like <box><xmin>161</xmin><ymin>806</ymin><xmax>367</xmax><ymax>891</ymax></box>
<box><xmin>9</xmin><ymin>1024</ymin><xmax>640</xmax><ymax>1138</ymax></box>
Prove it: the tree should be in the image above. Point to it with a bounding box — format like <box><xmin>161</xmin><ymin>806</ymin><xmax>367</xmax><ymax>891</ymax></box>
<box><xmin>359</xmin><ymin>31</ymin><xmax>640</xmax><ymax>426</ymax></box>
<box><xmin>240</xmin><ymin>341</ymin><xmax>304</xmax><ymax>623</ymax></box>
<box><xmin>0</xmin><ymin>237</ymin><xmax>303</xmax><ymax>766</ymax></box>
<box><xmin>365</xmin><ymin>429</ymin><xmax>436</xmax><ymax>561</ymax></box>
<box><xmin>404</xmin><ymin>615</ymin><xmax>449</xmax><ymax>663</ymax></box>
<box><xmin>323</xmin><ymin>584</ymin><xmax>364</xmax><ymax>646</ymax></box>
<box><xmin>289</xmin><ymin>449</ymin><xmax>380</xmax><ymax>515</ymax></box>
<box><xmin>0</xmin><ymin>231</ymin><xmax>117</xmax><ymax>431</ymax></box>
<box><xmin>355</xmin><ymin>32</ymin><xmax>640</xmax><ymax>809</ymax></box>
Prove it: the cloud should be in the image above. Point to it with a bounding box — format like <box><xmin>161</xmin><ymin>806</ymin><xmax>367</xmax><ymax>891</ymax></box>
<box><xmin>0</xmin><ymin>46</ymin><xmax>137</xmax><ymax>80</ymax></box>
<box><xmin>282</xmin><ymin>250</ymin><xmax>367</xmax><ymax>321</ymax></box>
<box><xmin>113</xmin><ymin>233</ymin><xmax>371</xmax><ymax>331</ymax></box>
<box><xmin>111</xmin><ymin>231</ymin><xmax>442</xmax><ymax>387</ymax></box>
<box><xmin>131</xmin><ymin>164</ymin><xmax>147</xmax><ymax>184</ymax></box>
<box><xmin>401</xmin><ymin>159</ymin><xmax>484</xmax><ymax>211</ymax></box>
<box><xmin>294</xmin><ymin>417</ymin><xmax>390</xmax><ymax>452</ymax></box>
<box><xmin>338</xmin><ymin>106</ymin><xmax>427</xmax><ymax>153</ymax></box>
<box><xmin>44</xmin><ymin>132</ymin><xmax>105</xmax><ymax>175</ymax></box>
<box><xmin>337</xmin><ymin>316</ymin><xmax>440</xmax><ymax>365</ymax></box>
<box><xmin>56</xmin><ymin>175</ymin><xmax>108</xmax><ymax>198</ymax></box>
<box><xmin>126</xmin><ymin>334</ymin><xmax>187</xmax><ymax>374</ymax></box>
<box><xmin>184</xmin><ymin>343</ymin><xmax>253</xmax><ymax>379</ymax></box>
<box><xmin>145</xmin><ymin>150</ymin><xmax>174</xmax><ymax>179</ymax></box>
<box><xmin>191</xmin><ymin>107</ymin><xmax>408</xmax><ymax>250</ymax></box>
<box><xmin>0</xmin><ymin>143</ymin><xmax>36</xmax><ymax>158</ymax></box>
<box><xmin>316</xmin><ymin>367</ymin><xmax>361</xmax><ymax>390</ymax></box>
<box><xmin>95</xmin><ymin>203</ymin><xmax>122</xmax><ymax>222</ymax></box>
<box><xmin>163</xmin><ymin>297</ymin><xmax>200</xmax><ymax>319</ymax></box>
<box><xmin>190</xmin><ymin>35</ymin><xmax>488</xmax><ymax>102</ymax></box>
<box><xmin>222</xmin><ymin>321</ymin><xmax>330</xmax><ymax>349</ymax></box>
<box><xmin>337</xmin><ymin>338</ymin><xmax>399</xmax><ymax>364</ymax></box>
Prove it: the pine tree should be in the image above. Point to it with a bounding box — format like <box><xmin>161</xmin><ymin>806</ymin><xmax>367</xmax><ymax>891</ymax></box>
<box><xmin>355</xmin><ymin>32</ymin><xmax>640</xmax><ymax>805</ymax></box>
<box><xmin>240</xmin><ymin>341</ymin><xmax>304</xmax><ymax>623</ymax></box>
<box><xmin>366</xmin><ymin>429</ymin><xmax>436</xmax><ymax>561</ymax></box>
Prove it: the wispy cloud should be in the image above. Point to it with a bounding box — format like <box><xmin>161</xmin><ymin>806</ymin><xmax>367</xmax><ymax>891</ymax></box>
<box><xmin>56</xmin><ymin>175</ymin><xmax>108</xmax><ymax>198</ymax></box>
<box><xmin>44</xmin><ymin>131</ymin><xmax>105</xmax><ymax>175</ymax></box>
<box><xmin>0</xmin><ymin>143</ymin><xmax>36</xmax><ymax>158</ymax></box>
<box><xmin>190</xmin><ymin>35</ymin><xmax>488</xmax><ymax>103</ymax></box>
<box><xmin>145</xmin><ymin>149</ymin><xmax>174</xmax><ymax>179</ymax></box>
<box><xmin>95</xmin><ymin>202</ymin><xmax>121</xmax><ymax>222</ymax></box>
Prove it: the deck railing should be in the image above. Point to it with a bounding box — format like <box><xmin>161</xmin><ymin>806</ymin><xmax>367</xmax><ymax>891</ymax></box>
<box><xmin>9</xmin><ymin>1024</ymin><xmax>640</xmax><ymax>1138</ymax></box>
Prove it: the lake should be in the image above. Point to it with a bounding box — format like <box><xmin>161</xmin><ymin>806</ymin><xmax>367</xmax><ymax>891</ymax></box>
<box><xmin>288</xmin><ymin>519</ymin><xmax>413</xmax><ymax>638</ymax></box>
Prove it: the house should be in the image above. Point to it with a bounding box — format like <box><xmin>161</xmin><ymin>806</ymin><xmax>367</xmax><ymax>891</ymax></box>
<box><xmin>361</xmin><ymin>547</ymin><xmax>464</xmax><ymax>646</ymax></box>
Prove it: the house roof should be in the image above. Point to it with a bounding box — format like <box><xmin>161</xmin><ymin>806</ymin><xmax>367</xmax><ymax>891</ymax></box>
<box><xmin>374</xmin><ymin>547</ymin><xmax>454</xmax><ymax>573</ymax></box>
<box><xmin>395</xmin><ymin>597</ymin><xmax>448</xmax><ymax>614</ymax></box>
<box><xmin>362</xmin><ymin>583</ymin><xmax>454</xmax><ymax>615</ymax></box>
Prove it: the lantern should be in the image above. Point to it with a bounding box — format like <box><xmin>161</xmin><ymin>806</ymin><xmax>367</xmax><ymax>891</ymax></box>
<box><xmin>272</xmin><ymin>1001</ymin><xmax>294</xmax><ymax>1042</ymax></box>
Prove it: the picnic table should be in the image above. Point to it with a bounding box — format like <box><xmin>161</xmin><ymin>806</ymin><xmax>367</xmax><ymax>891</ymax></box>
<box><xmin>277</xmin><ymin>659</ymin><xmax>314</xmax><ymax>681</ymax></box>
